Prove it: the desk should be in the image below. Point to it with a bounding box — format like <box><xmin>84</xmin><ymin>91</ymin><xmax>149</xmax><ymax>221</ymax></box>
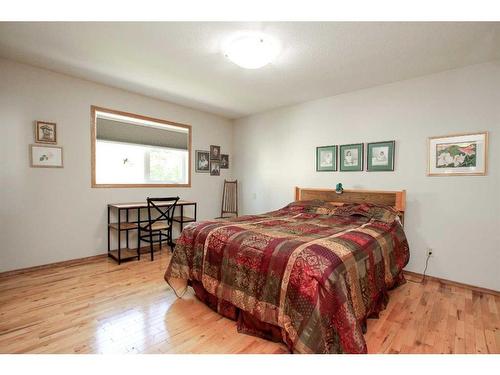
<box><xmin>107</xmin><ymin>200</ymin><xmax>197</xmax><ymax>264</ymax></box>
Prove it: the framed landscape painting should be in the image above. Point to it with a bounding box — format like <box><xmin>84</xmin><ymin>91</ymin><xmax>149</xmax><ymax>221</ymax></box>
<box><xmin>339</xmin><ymin>143</ymin><xmax>363</xmax><ymax>171</ymax></box>
<box><xmin>316</xmin><ymin>145</ymin><xmax>337</xmax><ymax>171</ymax></box>
<box><xmin>428</xmin><ymin>132</ymin><xmax>488</xmax><ymax>176</ymax></box>
<box><xmin>367</xmin><ymin>141</ymin><xmax>395</xmax><ymax>171</ymax></box>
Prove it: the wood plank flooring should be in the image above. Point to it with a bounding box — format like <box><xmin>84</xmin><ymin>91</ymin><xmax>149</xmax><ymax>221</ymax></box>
<box><xmin>0</xmin><ymin>251</ymin><xmax>498</xmax><ymax>354</ymax></box>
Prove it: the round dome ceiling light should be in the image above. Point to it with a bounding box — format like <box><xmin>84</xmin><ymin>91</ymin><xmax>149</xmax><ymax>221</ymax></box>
<box><xmin>223</xmin><ymin>32</ymin><xmax>280</xmax><ymax>69</ymax></box>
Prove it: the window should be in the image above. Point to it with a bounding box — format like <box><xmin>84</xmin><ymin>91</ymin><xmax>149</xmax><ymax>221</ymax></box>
<box><xmin>91</xmin><ymin>106</ymin><xmax>191</xmax><ymax>187</ymax></box>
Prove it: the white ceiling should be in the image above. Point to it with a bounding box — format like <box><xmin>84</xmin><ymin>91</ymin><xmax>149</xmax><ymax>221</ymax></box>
<box><xmin>0</xmin><ymin>22</ymin><xmax>499</xmax><ymax>119</ymax></box>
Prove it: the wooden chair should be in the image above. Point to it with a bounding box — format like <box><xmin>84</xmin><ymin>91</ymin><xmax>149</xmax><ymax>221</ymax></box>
<box><xmin>138</xmin><ymin>197</ymin><xmax>179</xmax><ymax>261</ymax></box>
<box><xmin>217</xmin><ymin>180</ymin><xmax>238</xmax><ymax>218</ymax></box>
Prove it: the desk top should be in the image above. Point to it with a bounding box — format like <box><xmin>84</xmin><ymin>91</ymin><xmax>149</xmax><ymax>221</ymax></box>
<box><xmin>108</xmin><ymin>200</ymin><xmax>196</xmax><ymax>209</ymax></box>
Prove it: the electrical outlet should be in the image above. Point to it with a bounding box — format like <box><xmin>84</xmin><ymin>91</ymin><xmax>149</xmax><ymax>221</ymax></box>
<box><xmin>427</xmin><ymin>249</ymin><xmax>433</xmax><ymax>257</ymax></box>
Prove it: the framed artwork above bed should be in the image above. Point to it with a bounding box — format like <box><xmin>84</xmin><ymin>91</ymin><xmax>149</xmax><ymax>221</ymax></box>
<box><xmin>428</xmin><ymin>132</ymin><xmax>488</xmax><ymax>176</ymax></box>
<box><xmin>316</xmin><ymin>145</ymin><xmax>337</xmax><ymax>171</ymax></box>
<box><xmin>339</xmin><ymin>143</ymin><xmax>363</xmax><ymax>171</ymax></box>
<box><xmin>367</xmin><ymin>140</ymin><xmax>395</xmax><ymax>171</ymax></box>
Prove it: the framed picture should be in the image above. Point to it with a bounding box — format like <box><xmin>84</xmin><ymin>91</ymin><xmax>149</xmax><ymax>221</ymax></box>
<box><xmin>428</xmin><ymin>132</ymin><xmax>488</xmax><ymax>176</ymax></box>
<box><xmin>35</xmin><ymin>121</ymin><xmax>57</xmax><ymax>144</ymax></box>
<box><xmin>210</xmin><ymin>145</ymin><xmax>221</xmax><ymax>160</ymax></box>
<box><xmin>221</xmin><ymin>154</ymin><xmax>229</xmax><ymax>169</ymax></box>
<box><xmin>339</xmin><ymin>143</ymin><xmax>364</xmax><ymax>171</ymax></box>
<box><xmin>316</xmin><ymin>145</ymin><xmax>337</xmax><ymax>171</ymax></box>
<box><xmin>210</xmin><ymin>160</ymin><xmax>220</xmax><ymax>176</ymax></box>
<box><xmin>367</xmin><ymin>141</ymin><xmax>395</xmax><ymax>171</ymax></box>
<box><xmin>30</xmin><ymin>144</ymin><xmax>63</xmax><ymax>168</ymax></box>
<box><xmin>195</xmin><ymin>150</ymin><xmax>210</xmax><ymax>173</ymax></box>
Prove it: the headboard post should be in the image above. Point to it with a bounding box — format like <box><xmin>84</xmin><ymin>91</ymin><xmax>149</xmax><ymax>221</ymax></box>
<box><xmin>294</xmin><ymin>186</ymin><xmax>301</xmax><ymax>201</ymax></box>
<box><xmin>395</xmin><ymin>190</ymin><xmax>406</xmax><ymax>212</ymax></box>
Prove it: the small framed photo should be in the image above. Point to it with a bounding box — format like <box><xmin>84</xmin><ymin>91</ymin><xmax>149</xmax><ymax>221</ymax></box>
<box><xmin>210</xmin><ymin>160</ymin><xmax>220</xmax><ymax>176</ymax></box>
<box><xmin>35</xmin><ymin>121</ymin><xmax>57</xmax><ymax>144</ymax></box>
<box><xmin>195</xmin><ymin>150</ymin><xmax>210</xmax><ymax>173</ymax></box>
<box><xmin>316</xmin><ymin>145</ymin><xmax>337</xmax><ymax>171</ymax></box>
<box><xmin>30</xmin><ymin>144</ymin><xmax>63</xmax><ymax>168</ymax></box>
<box><xmin>210</xmin><ymin>145</ymin><xmax>221</xmax><ymax>160</ymax></box>
<box><xmin>367</xmin><ymin>141</ymin><xmax>395</xmax><ymax>171</ymax></box>
<box><xmin>428</xmin><ymin>132</ymin><xmax>488</xmax><ymax>176</ymax></box>
<box><xmin>339</xmin><ymin>143</ymin><xmax>364</xmax><ymax>171</ymax></box>
<box><xmin>220</xmin><ymin>154</ymin><xmax>229</xmax><ymax>169</ymax></box>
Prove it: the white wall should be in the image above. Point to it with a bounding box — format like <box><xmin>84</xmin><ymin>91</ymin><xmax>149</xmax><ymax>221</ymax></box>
<box><xmin>0</xmin><ymin>58</ymin><xmax>232</xmax><ymax>272</ymax></box>
<box><xmin>233</xmin><ymin>62</ymin><xmax>500</xmax><ymax>291</ymax></box>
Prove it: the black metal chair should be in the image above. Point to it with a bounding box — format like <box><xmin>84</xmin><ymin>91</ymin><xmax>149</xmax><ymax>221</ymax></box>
<box><xmin>138</xmin><ymin>197</ymin><xmax>179</xmax><ymax>261</ymax></box>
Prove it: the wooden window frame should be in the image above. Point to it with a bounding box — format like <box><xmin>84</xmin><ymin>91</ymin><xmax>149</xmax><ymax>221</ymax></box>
<box><xmin>90</xmin><ymin>105</ymin><xmax>192</xmax><ymax>188</ymax></box>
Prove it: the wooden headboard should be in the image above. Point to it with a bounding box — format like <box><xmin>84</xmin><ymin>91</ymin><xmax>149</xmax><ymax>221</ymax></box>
<box><xmin>295</xmin><ymin>187</ymin><xmax>406</xmax><ymax>223</ymax></box>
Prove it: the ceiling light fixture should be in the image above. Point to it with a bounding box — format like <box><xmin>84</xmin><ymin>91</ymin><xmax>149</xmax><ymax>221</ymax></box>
<box><xmin>223</xmin><ymin>32</ymin><xmax>280</xmax><ymax>69</ymax></box>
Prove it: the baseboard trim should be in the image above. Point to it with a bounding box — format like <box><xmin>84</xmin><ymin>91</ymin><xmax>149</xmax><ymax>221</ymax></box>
<box><xmin>0</xmin><ymin>244</ymin><xmax>170</xmax><ymax>278</ymax></box>
<box><xmin>0</xmin><ymin>253</ymin><xmax>108</xmax><ymax>278</ymax></box>
<box><xmin>403</xmin><ymin>270</ymin><xmax>499</xmax><ymax>297</ymax></box>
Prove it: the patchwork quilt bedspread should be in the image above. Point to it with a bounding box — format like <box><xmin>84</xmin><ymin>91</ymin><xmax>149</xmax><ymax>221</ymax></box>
<box><xmin>165</xmin><ymin>200</ymin><xmax>409</xmax><ymax>353</ymax></box>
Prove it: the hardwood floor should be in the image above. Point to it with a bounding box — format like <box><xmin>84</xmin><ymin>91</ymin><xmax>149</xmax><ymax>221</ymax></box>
<box><xmin>0</xmin><ymin>251</ymin><xmax>498</xmax><ymax>354</ymax></box>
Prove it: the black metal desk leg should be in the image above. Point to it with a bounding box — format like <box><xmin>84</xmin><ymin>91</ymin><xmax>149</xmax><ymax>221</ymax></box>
<box><xmin>137</xmin><ymin>208</ymin><xmax>141</xmax><ymax>260</ymax></box>
<box><xmin>107</xmin><ymin>206</ymin><xmax>111</xmax><ymax>256</ymax></box>
<box><xmin>126</xmin><ymin>209</ymin><xmax>129</xmax><ymax>249</ymax></box>
<box><xmin>118</xmin><ymin>209</ymin><xmax>121</xmax><ymax>265</ymax></box>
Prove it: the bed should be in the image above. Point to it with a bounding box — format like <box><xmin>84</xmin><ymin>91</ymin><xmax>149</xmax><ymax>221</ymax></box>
<box><xmin>165</xmin><ymin>187</ymin><xmax>409</xmax><ymax>354</ymax></box>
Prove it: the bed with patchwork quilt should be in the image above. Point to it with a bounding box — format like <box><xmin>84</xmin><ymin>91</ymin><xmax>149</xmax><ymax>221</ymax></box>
<box><xmin>164</xmin><ymin>199</ymin><xmax>409</xmax><ymax>354</ymax></box>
